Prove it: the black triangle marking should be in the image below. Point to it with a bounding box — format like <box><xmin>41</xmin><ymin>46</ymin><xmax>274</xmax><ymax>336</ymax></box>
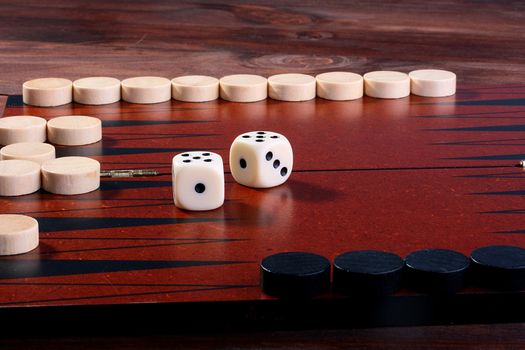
<box><xmin>102</xmin><ymin>120</ymin><xmax>213</xmax><ymax>127</ymax></box>
<box><xmin>9</xmin><ymin>194</ymin><xmax>171</xmax><ymax>202</ymax></box>
<box><xmin>20</xmin><ymin>202</ymin><xmax>173</xmax><ymax>216</ymax></box>
<box><xmin>416</xmin><ymin>110</ymin><xmax>525</xmax><ymax>119</ymax></box>
<box><xmin>457</xmin><ymin>85</ymin><xmax>525</xmax><ymax>91</ymax></box>
<box><xmin>435</xmin><ymin>138</ymin><xmax>525</xmax><ymax>146</ymax></box>
<box><xmin>37</xmin><ymin>217</ymin><xmax>232</xmax><ymax>232</ymax></box>
<box><xmin>454</xmin><ymin>98</ymin><xmax>525</xmax><ymax>106</ymax></box>
<box><xmin>471</xmin><ymin>190</ymin><xmax>525</xmax><ymax>196</ymax></box>
<box><xmin>483</xmin><ymin>209</ymin><xmax>525</xmax><ymax>215</ymax></box>
<box><xmin>56</xmin><ymin>147</ymin><xmax>221</xmax><ymax>157</ymax></box>
<box><xmin>495</xmin><ymin>230</ymin><xmax>525</xmax><ymax>234</ymax></box>
<box><xmin>36</xmin><ymin>238</ymin><xmax>246</xmax><ymax>255</ymax></box>
<box><xmin>447</xmin><ymin>154</ymin><xmax>525</xmax><ymax>161</ymax></box>
<box><xmin>432</xmin><ymin>125</ymin><xmax>525</xmax><ymax>132</ymax></box>
<box><xmin>0</xmin><ymin>259</ymin><xmax>252</xmax><ymax>280</ymax></box>
<box><xmin>41</xmin><ymin>236</ymin><xmax>246</xmax><ymax>242</ymax></box>
<box><xmin>104</xmin><ymin>133</ymin><xmax>219</xmax><ymax>142</ymax></box>
<box><xmin>458</xmin><ymin>172</ymin><xmax>525</xmax><ymax>179</ymax></box>
<box><xmin>100</xmin><ymin>180</ymin><xmax>172</xmax><ymax>190</ymax></box>
<box><xmin>6</xmin><ymin>95</ymin><xmax>23</xmax><ymax>107</ymax></box>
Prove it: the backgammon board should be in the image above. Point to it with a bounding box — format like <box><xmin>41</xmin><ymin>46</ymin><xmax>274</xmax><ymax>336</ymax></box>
<box><xmin>0</xmin><ymin>86</ymin><xmax>524</xmax><ymax>334</ymax></box>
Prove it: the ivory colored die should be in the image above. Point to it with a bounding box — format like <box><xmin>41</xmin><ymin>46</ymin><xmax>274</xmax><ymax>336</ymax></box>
<box><xmin>229</xmin><ymin>131</ymin><xmax>293</xmax><ymax>188</ymax></box>
<box><xmin>172</xmin><ymin>151</ymin><xmax>224</xmax><ymax>211</ymax></box>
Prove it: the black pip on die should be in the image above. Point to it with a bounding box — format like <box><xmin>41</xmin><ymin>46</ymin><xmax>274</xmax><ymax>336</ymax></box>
<box><xmin>229</xmin><ymin>131</ymin><xmax>293</xmax><ymax>188</ymax></box>
<box><xmin>172</xmin><ymin>151</ymin><xmax>224</xmax><ymax>211</ymax></box>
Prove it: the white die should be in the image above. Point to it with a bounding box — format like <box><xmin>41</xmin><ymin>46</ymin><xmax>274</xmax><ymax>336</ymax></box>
<box><xmin>172</xmin><ymin>151</ymin><xmax>224</xmax><ymax>211</ymax></box>
<box><xmin>229</xmin><ymin>131</ymin><xmax>293</xmax><ymax>188</ymax></box>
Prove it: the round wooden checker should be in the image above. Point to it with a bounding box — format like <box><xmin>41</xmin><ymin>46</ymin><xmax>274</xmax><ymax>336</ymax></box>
<box><xmin>471</xmin><ymin>245</ymin><xmax>525</xmax><ymax>291</ymax></box>
<box><xmin>171</xmin><ymin>75</ymin><xmax>219</xmax><ymax>102</ymax></box>
<box><xmin>409</xmin><ymin>69</ymin><xmax>456</xmax><ymax>97</ymax></box>
<box><xmin>333</xmin><ymin>250</ymin><xmax>404</xmax><ymax>296</ymax></box>
<box><xmin>0</xmin><ymin>214</ymin><xmax>39</xmax><ymax>256</ymax></box>
<box><xmin>47</xmin><ymin>115</ymin><xmax>102</xmax><ymax>146</ymax></box>
<box><xmin>41</xmin><ymin>156</ymin><xmax>100</xmax><ymax>195</ymax></box>
<box><xmin>405</xmin><ymin>248</ymin><xmax>470</xmax><ymax>294</ymax></box>
<box><xmin>0</xmin><ymin>159</ymin><xmax>41</xmax><ymax>196</ymax></box>
<box><xmin>315</xmin><ymin>72</ymin><xmax>364</xmax><ymax>101</ymax></box>
<box><xmin>121</xmin><ymin>76</ymin><xmax>171</xmax><ymax>104</ymax></box>
<box><xmin>23</xmin><ymin>78</ymin><xmax>73</xmax><ymax>107</ymax></box>
<box><xmin>73</xmin><ymin>77</ymin><xmax>121</xmax><ymax>105</ymax></box>
<box><xmin>219</xmin><ymin>74</ymin><xmax>268</xmax><ymax>102</ymax></box>
<box><xmin>0</xmin><ymin>142</ymin><xmax>56</xmax><ymax>165</ymax></box>
<box><xmin>363</xmin><ymin>71</ymin><xmax>410</xmax><ymax>99</ymax></box>
<box><xmin>268</xmin><ymin>73</ymin><xmax>316</xmax><ymax>102</ymax></box>
<box><xmin>0</xmin><ymin>116</ymin><xmax>47</xmax><ymax>145</ymax></box>
<box><xmin>260</xmin><ymin>252</ymin><xmax>330</xmax><ymax>298</ymax></box>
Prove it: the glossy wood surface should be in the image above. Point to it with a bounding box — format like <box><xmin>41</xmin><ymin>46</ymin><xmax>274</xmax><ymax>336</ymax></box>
<box><xmin>1</xmin><ymin>1</ymin><xmax>525</xmax><ymax>95</ymax></box>
<box><xmin>1</xmin><ymin>87</ymin><xmax>525</xmax><ymax>345</ymax></box>
<box><xmin>1</xmin><ymin>0</ymin><xmax>525</xmax><ymax>348</ymax></box>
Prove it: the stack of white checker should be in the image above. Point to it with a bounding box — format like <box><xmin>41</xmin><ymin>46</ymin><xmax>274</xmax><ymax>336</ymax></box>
<box><xmin>21</xmin><ymin>69</ymin><xmax>456</xmax><ymax>107</ymax></box>
<box><xmin>0</xmin><ymin>114</ymin><xmax>103</xmax><ymax>255</ymax></box>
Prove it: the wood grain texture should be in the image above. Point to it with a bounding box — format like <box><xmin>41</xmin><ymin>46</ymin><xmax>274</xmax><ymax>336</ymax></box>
<box><xmin>1</xmin><ymin>1</ymin><xmax>525</xmax><ymax>347</ymax></box>
<box><xmin>1</xmin><ymin>324</ymin><xmax>525</xmax><ymax>349</ymax></box>
<box><xmin>1</xmin><ymin>0</ymin><xmax>525</xmax><ymax>95</ymax></box>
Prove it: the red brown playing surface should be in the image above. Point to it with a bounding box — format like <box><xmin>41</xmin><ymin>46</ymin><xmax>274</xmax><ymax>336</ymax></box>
<box><xmin>0</xmin><ymin>86</ymin><xmax>524</xmax><ymax>310</ymax></box>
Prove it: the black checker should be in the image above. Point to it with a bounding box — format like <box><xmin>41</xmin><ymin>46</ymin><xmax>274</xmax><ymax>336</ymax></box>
<box><xmin>471</xmin><ymin>245</ymin><xmax>525</xmax><ymax>291</ymax></box>
<box><xmin>260</xmin><ymin>252</ymin><xmax>330</xmax><ymax>299</ymax></box>
<box><xmin>333</xmin><ymin>250</ymin><xmax>404</xmax><ymax>296</ymax></box>
<box><xmin>405</xmin><ymin>249</ymin><xmax>470</xmax><ymax>295</ymax></box>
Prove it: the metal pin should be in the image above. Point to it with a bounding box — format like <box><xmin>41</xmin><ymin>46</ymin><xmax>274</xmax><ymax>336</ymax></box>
<box><xmin>516</xmin><ymin>161</ymin><xmax>525</xmax><ymax>168</ymax></box>
<box><xmin>100</xmin><ymin>169</ymin><xmax>159</xmax><ymax>178</ymax></box>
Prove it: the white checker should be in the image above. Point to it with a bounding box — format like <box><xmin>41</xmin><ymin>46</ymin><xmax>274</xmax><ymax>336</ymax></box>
<box><xmin>219</xmin><ymin>74</ymin><xmax>268</xmax><ymax>102</ymax></box>
<box><xmin>409</xmin><ymin>69</ymin><xmax>456</xmax><ymax>97</ymax></box>
<box><xmin>268</xmin><ymin>73</ymin><xmax>316</xmax><ymax>102</ymax></box>
<box><xmin>121</xmin><ymin>76</ymin><xmax>171</xmax><ymax>104</ymax></box>
<box><xmin>0</xmin><ymin>142</ymin><xmax>55</xmax><ymax>165</ymax></box>
<box><xmin>73</xmin><ymin>77</ymin><xmax>121</xmax><ymax>105</ymax></box>
<box><xmin>23</xmin><ymin>78</ymin><xmax>73</xmax><ymax>107</ymax></box>
<box><xmin>316</xmin><ymin>72</ymin><xmax>363</xmax><ymax>101</ymax></box>
<box><xmin>0</xmin><ymin>214</ymin><xmax>39</xmax><ymax>256</ymax></box>
<box><xmin>47</xmin><ymin>115</ymin><xmax>102</xmax><ymax>146</ymax></box>
<box><xmin>172</xmin><ymin>75</ymin><xmax>219</xmax><ymax>102</ymax></box>
<box><xmin>41</xmin><ymin>156</ymin><xmax>100</xmax><ymax>195</ymax></box>
<box><xmin>0</xmin><ymin>159</ymin><xmax>41</xmax><ymax>196</ymax></box>
<box><xmin>0</xmin><ymin>116</ymin><xmax>47</xmax><ymax>145</ymax></box>
<box><xmin>364</xmin><ymin>71</ymin><xmax>410</xmax><ymax>99</ymax></box>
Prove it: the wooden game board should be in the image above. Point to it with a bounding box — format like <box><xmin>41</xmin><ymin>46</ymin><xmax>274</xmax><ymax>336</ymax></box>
<box><xmin>0</xmin><ymin>86</ymin><xmax>524</xmax><ymax>334</ymax></box>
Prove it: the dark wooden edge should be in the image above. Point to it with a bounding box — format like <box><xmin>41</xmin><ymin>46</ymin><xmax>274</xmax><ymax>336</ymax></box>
<box><xmin>1</xmin><ymin>292</ymin><xmax>524</xmax><ymax>337</ymax></box>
